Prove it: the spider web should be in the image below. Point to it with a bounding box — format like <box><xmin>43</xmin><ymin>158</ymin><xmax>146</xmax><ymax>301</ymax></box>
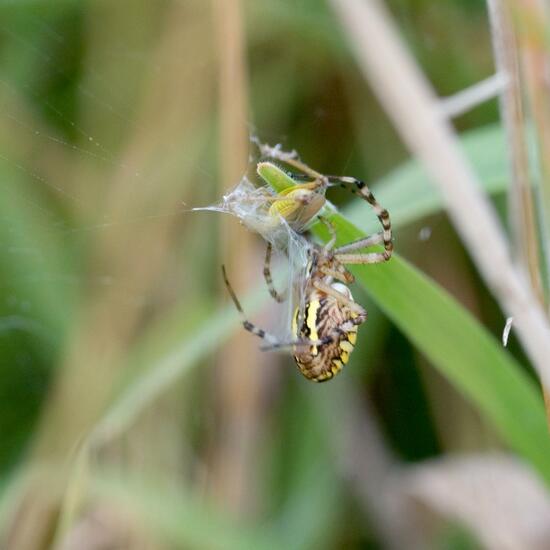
<box><xmin>0</xmin><ymin>4</ymin><xmax>353</xmax><ymax>354</ymax></box>
<box><xmin>0</xmin><ymin>6</ymin><xmax>216</xmax><ymax>344</ymax></box>
<box><xmin>194</xmin><ymin>175</ymin><xmax>315</xmax><ymax>342</ymax></box>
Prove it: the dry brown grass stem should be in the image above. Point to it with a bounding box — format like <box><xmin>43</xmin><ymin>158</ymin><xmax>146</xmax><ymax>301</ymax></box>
<box><xmin>487</xmin><ymin>0</ymin><xmax>545</xmax><ymax>304</ymax></box>
<box><xmin>5</xmin><ymin>3</ymin><xmax>216</xmax><ymax>547</ymax></box>
<box><xmin>486</xmin><ymin>0</ymin><xmax>550</xmax><ymax>424</ymax></box>
<box><xmin>211</xmin><ymin>0</ymin><xmax>264</xmax><ymax>516</ymax></box>
<box><xmin>508</xmin><ymin>0</ymin><xmax>550</xmax><ymax>288</ymax></box>
<box><xmin>329</xmin><ymin>0</ymin><xmax>550</xmax><ymax>387</ymax></box>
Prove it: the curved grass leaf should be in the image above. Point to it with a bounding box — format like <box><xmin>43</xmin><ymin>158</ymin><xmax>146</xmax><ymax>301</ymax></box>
<box><xmin>313</xmin><ymin>214</ymin><xmax>550</xmax><ymax>484</ymax></box>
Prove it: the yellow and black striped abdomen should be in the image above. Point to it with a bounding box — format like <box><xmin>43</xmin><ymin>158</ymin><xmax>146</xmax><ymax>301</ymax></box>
<box><xmin>291</xmin><ymin>292</ymin><xmax>358</xmax><ymax>382</ymax></box>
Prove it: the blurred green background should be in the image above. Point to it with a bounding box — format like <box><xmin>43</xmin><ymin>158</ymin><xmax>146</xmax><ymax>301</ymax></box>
<box><xmin>0</xmin><ymin>1</ymin><xmax>546</xmax><ymax>549</ymax></box>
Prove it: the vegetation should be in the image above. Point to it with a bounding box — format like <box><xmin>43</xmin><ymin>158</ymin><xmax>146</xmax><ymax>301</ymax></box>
<box><xmin>0</xmin><ymin>0</ymin><xmax>549</xmax><ymax>548</ymax></box>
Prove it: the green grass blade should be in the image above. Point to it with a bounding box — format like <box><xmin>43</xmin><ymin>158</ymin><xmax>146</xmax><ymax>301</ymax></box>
<box><xmin>314</xmin><ymin>214</ymin><xmax>550</xmax><ymax>483</ymax></box>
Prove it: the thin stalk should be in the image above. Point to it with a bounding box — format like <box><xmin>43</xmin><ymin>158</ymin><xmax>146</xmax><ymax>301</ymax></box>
<box><xmin>439</xmin><ymin>73</ymin><xmax>508</xmax><ymax>119</ymax></box>
<box><xmin>486</xmin><ymin>0</ymin><xmax>550</xmax><ymax>424</ymax></box>
<box><xmin>212</xmin><ymin>0</ymin><xmax>262</xmax><ymax>516</ymax></box>
<box><xmin>507</xmin><ymin>0</ymin><xmax>550</xmax><ymax>291</ymax></box>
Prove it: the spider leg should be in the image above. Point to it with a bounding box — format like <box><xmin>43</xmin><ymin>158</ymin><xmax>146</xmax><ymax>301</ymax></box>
<box><xmin>312</xmin><ymin>280</ymin><xmax>367</xmax><ymax>317</ymax></box>
<box><xmin>261</xmin><ymin>337</ymin><xmax>328</xmax><ymax>352</ymax></box>
<box><xmin>326</xmin><ymin>175</ymin><xmax>393</xmax><ymax>261</ymax></box>
<box><xmin>221</xmin><ymin>265</ymin><xmax>280</xmax><ymax>346</ymax></box>
<box><xmin>320</xmin><ymin>316</ymin><xmax>367</xmax><ymax>343</ymax></box>
<box><xmin>318</xmin><ymin>265</ymin><xmax>354</xmax><ymax>284</ymax></box>
<box><xmin>262</xmin><ymin>313</ymin><xmax>365</xmax><ymax>353</ymax></box>
<box><xmin>334</xmin><ymin>252</ymin><xmax>389</xmax><ymax>265</ymax></box>
<box><xmin>334</xmin><ymin>232</ymin><xmax>383</xmax><ymax>254</ymax></box>
<box><xmin>263</xmin><ymin>243</ymin><xmax>286</xmax><ymax>303</ymax></box>
<box><xmin>274</xmin><ymin>174</ymin><xmax>320</xmax><ymax>188</ymax></box>
<box><xmin>260</xmin><ymin>146</ymin><xmax>327</xmax><ymax>183</ymax></box>
<box><xmin>316</xmin><ymin>215</ymin><xmax>337</xmax><ymax>251</ymax></box>
<box><xmin>263</xmin><ymin>315</ymin><xmax>366</xmax><ymax>353</ymax></box>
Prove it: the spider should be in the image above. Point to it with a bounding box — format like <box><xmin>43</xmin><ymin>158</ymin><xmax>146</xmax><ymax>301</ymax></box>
<box><xmin>223</xmin><ymin>172</ymin><xmax>393</xmax><ymax>382</ymax></box>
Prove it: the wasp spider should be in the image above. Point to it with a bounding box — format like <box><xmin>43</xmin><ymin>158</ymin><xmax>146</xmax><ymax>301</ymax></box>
<box><xmin>223</xmin><ymin>173</ymin><xmax>392</xmax><ymax>382</ymax></box>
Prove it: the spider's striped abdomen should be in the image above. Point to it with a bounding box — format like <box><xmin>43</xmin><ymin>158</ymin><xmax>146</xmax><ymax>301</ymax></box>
<box><xmin>291</xmin><ymin>290</ymin><xmax>359</xmax><ymax>382</ymax></box>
